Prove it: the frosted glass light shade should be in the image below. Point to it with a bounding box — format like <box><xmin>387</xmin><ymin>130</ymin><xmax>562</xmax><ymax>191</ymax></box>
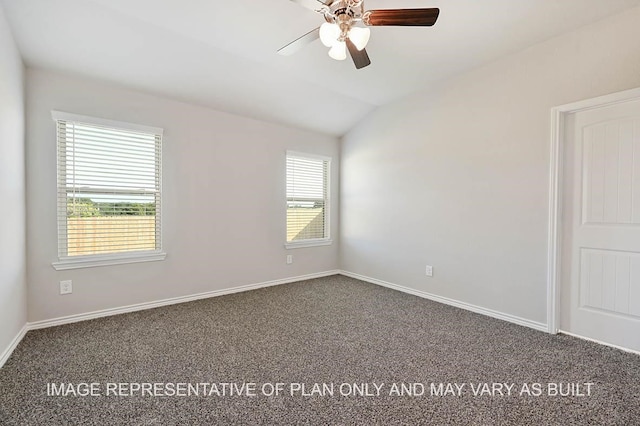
<box><xmin>328</xmin><ymin>41</ymin><xmax>347</xmax><ymax>60</ymax></box>
<box><xmin>319</xmin><ymin>22</ymin><xmax>341</xmax><ymax>47</ymax></box>
<box><xmin>349</xmin><ymin>27</ymin><xmax>370</xmax><ymax>51</ymax></box>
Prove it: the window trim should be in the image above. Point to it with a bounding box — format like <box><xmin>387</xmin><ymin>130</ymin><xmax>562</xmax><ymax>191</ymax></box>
<box><xmin>52</xmin><ymin>251</ymin><xmax>167</xmax><ymax>271</ymax></box>
<box><xmin>285</xmin><ymin>151</ymin><xmax>332</xmax><ymax>249</ymax></box>
<box><xmin>51</xmin><ymin>111</ymin><xmax>166</xmax><ymax>270</ymax></box>
<box><xmin>284</xmin><ymin>239</ymin><xmax>333</xmax><ymax>250</ymax></box>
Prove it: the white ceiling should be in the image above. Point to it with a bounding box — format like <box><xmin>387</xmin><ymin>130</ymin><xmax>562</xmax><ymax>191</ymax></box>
<box><xmin>2</xmin><ymin>0</ymin><xmax>640</xmax><ymax>136</ymax></box>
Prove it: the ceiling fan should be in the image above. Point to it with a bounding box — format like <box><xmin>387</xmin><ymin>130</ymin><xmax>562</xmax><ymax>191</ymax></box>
<box><xmin>278</xmin><ymin>0</ymin><xmax>440</xmax><ymax>69</ymax></box>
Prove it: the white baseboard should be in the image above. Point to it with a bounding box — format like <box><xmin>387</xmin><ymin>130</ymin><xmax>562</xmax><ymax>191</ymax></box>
<box><xmin>559</xmin><ymin>330</ymin><xmax>640</xmax><ymax>356</ymax></box>
<box><xmin>340</xmin><ymin>270</ymin><xmax>549</xmax><ymax>333</ymax></box>
<box><xmin>0</xmin><ymin>325</ymin><xmax>28</xmax><ymax>369</ymax></box>
<box><xmin>4</xmin><ymin>271</ymin><xmax>636</xmax><ymax>368</ymax></box>
<box><xmin>0</xmin><ymin>270</ymin><xmax>339</xmax><ymax>368</ymax></box>
<box><xmin>0</xmin><ymin>270</ymin><xmax>340</xmax><ymax>368</ymax></box>
<box><xmin>28</xmin><ymin>270</ymin><xmax>340</xmax><ymax>330</ymax></box>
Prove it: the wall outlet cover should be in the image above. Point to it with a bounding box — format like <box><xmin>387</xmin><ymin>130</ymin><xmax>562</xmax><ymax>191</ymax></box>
<box><xmin>60</xmin><ymin>280</ymin><xmax>73</xmax><ymax>295</ymax></box>
<box><xmin>425</xmin><ymin>265</ymin><xmax>433</xmax><ymax>277</ymax></box>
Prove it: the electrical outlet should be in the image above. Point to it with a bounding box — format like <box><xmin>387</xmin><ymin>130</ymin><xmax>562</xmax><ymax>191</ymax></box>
<box><xmin>60</xmin><ymin>280</ymin><xmax>73</xmax><ymax>295</ymax></box>
<box><xmin>286</xmin><ymin>255</ymin><xmax>293</xmax><ymax>265</ymax></box>
<box><xmin>425</xmin><ymin>265</ymin><xmax>433</xmax><ymax>277</ymax></box>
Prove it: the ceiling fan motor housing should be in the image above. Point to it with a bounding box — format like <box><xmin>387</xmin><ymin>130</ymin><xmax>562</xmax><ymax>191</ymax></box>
<box><xmin>324</xmin><ymin>0</ymin><xmax>366</xmax><ymax>41</ymax></box>
<box><xmin>324</xmin><ymin>1</ymin><xmax>364</xmax><ymax>23</ymax></box>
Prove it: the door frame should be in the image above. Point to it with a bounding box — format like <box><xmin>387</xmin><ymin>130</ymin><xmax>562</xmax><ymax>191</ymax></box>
<box><xmin>547</xmin><ymin>87</ymin><xmax>640</xmax><ymax>335</ymax></box>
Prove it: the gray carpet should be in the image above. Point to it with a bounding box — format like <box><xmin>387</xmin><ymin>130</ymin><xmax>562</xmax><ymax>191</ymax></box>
<box><xmin>1</xmin><ymin>275</ymin><xmax>639</xmax><ymax>425</ymax></box>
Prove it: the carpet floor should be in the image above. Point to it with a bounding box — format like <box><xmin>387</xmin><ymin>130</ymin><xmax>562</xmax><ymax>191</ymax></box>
<box><xmin>1</xmin><ymin>275</ymin><xmax>639</xmax><ymax>425</ymax></box>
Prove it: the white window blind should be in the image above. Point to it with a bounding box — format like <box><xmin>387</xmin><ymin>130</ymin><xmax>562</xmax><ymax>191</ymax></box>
<box><xmin>54</xmin><ymin>112</ymin><xmax>163</xmax><ymax>260</ymax></box>
<box><xmin>286</xmin><ymin>152</ymin><xmax>330</xmax><ymax>244</ymax></box>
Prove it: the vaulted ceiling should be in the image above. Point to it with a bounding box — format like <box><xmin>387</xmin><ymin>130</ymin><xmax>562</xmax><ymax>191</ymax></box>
<box><xmin>2</xmin><ymin>0</ymin><xmax>640</xmax><ymax>135</ymax></box>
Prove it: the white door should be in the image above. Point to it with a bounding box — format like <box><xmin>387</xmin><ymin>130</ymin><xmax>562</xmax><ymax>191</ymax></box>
<box><xmin>561</xmin><ymin>98</ymin><xmax>640</xmax><ymax>352</ymax></box>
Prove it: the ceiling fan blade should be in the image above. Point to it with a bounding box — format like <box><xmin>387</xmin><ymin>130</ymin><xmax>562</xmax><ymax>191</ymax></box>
<box><xmin>346</xmin><ymin>38</ymin><xmax>371</xmax><ymax>69</ymax></box>
<box><xmin>278</xmin><ymin>27</ymin><xmax>320</xmax><ymax>56</ymax></box>
<box><xmin>289</xmin><ymin>0</ymin><xmax>333</xmax><ymax>12</ymax></box>
<box><xmin>363</xmin><ymin>8</ymin><xmax>440</xmax><ymax>26</ymax></box>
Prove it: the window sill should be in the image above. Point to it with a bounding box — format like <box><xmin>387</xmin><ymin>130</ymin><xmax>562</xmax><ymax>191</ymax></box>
<box><xmin>52</xmin><ymin>252</ymin><xmax>167</xmax><ymax>270</ymax></box>
<box><xmin>285</xmin><ymin>239</ymin><xmax>333</xmax><ymax>250</ymax></box>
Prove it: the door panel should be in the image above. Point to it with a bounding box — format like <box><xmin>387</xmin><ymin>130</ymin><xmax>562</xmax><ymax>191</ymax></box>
<box><xmin>582</xmin><ymin>118</ymin><xmax>640</xmax><ymax>225</ymax></box>
<box><xmin>579</xmin><ymin>248</ymin><xmax>640</xmax><ymax>318</ymax></box>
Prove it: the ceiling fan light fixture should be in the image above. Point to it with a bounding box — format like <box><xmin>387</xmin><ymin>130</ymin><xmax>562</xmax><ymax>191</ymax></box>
<box><xmin>328</xmin><ymin>41</ymin><xmax>347</xmax><ymax>60</ymax></box>
<box><xmin>348</xmin><ymin>27</ymin><xmax>370</xmax><ymax>51</ymax></box>
<box><xmin>319</xmin><ymin>22</ymin><xmax>341</xmax><ymax>47</ymax></box>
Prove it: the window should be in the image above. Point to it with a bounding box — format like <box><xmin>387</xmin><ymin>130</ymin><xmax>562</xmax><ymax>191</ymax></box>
<box><xmin>52</xmin><ymin>111</ymin><xmax>165</xmax><ymax>270</ymax></box>
<box><xmin>286</xmin><ymin>151</ymin><xmax>331</xmax><ymax>248</ymax></box>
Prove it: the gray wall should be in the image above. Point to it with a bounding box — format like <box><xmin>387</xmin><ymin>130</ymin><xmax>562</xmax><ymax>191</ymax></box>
<box><xmin>340</xmin><ymin>6</ymin><xmax>640</xmax><ymax>325</ymax></box>
<box><xmin>0</xmin><ymin>5</ymin><xmax>26</xmax><ymax>357</ymax></box>
<box><xmin>26</xmin><ymin>69</ymin><xmax>339</xmax><ymax>322</ymax></box>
